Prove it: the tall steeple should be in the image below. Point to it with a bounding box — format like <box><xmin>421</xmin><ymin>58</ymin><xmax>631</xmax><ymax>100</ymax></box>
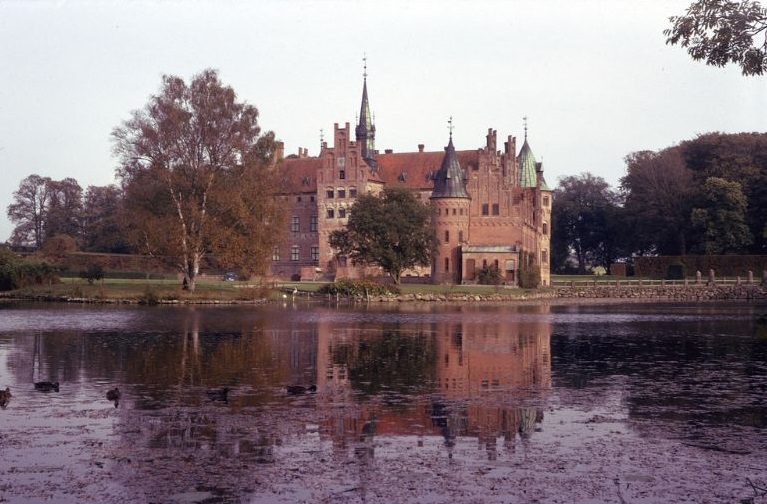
<box><xmin>355</xmin><ymin>55</ymin><xmax>376</xmax><ymax>169</ymax></box>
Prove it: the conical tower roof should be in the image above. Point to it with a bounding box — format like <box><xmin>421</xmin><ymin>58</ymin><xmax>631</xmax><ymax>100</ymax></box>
<box><xmin>431</xmin><ymin>137</ymin><xmax>470</xmax><ymax>199</ymax></box>
<box><xmin>518</xmin><ymin>138</ymin><xmax>538</xmax><ymax>188</ymax></box>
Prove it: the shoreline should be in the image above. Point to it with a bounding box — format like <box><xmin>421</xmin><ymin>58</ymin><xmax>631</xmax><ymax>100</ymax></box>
<box><xmin>2</xmin><ymin>283</ymin><xmax>767</xmax><ymax>306</ymax></box>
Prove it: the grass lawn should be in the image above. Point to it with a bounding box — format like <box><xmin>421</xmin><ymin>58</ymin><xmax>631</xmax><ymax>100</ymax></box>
<box><xmin>3</xmin><ymin>276</ymin><xmax>551</xmax><ymax>302</ymax></box>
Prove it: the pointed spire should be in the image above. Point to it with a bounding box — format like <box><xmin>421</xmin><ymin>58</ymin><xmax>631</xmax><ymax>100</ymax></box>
<box><xmin>355</xmin><ymin>54</ymin><xmax>376</xmax><ymax>169</ymax></box>
<box><xmin>431</xmin><ymin>126</ymin><xmax>470</xmax><ymax>199</ymax></box>
<box><xmin>518</xmin><ymin>117</ymin><xmax>538</xmax><ymax>188</ymax></box>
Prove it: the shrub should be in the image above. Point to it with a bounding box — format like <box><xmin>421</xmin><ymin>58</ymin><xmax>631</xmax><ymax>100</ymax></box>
<box><xmin>518</xmin><ymin>250</ymin><xmax>542</xmax><ymax>289</ymax></box>
<box><xmin>80</xmin><ymin>263</ymin><xmax>105</xmax><ymax>284</ymax></box>
<box><xmin>0</xmin><ymin>249</ymin><xmax>59</xmax><ymax>291</ymax></box>
<box><xmin>477</xmin><ymin>265</ymin><xmax>502</xmax><ymax>285</ymax></box>
<box><xmin>318</xmin><ymin>279</ymin><xmax>400</xmax><ymax>298</ymax></box>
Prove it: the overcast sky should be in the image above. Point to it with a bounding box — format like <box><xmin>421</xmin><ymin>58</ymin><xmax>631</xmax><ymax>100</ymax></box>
<box><xmin>1</xmin><ymin>0</ymin><xmax>765</xmax><ymax>242</ymax></box>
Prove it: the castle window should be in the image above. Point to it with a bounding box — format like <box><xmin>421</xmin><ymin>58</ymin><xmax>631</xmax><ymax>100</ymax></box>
<box><xmin>444</xmin><ymin>257</ymin><xmax>450</xmax><ymax>272</ymax></box>
<box><xmin>444</xmin><ymin>230</ymin><xmax>449</xmax><ymax>243</ymax></box>
<box><xmin>327</xmin><ymin>208</ymin><xmax>335</xmax><ymax>218</ymax></box>
<box><xmin>339</xmin><ymin>208</ymin><xmax>347</xmax><ymax>218</ymax></box>
<box><xmin>291</xmin><ymin>245</ymin><xmax>299</xmax><ymax>261</ymax></box>
<box><xmin>311</xmin><ymin>246</ymin><xmax>319</xmax><ymax>262</ymax></box>
<box><xmin>458</xmin><ymin>230</ymin><xmax>464</xmax><ymax>242</ymax></box>
<box><xmin>339</xmin><ymin>170</ymin><xmax>346</xmax><ymax>180</ymax></box>
<box><xmin>350</xmin><ymin>187</ymin><xmax>357</xmax><ymax>198</ymax></box>
<box><xmin>542</xmin><ymin>249</ymin><xmax>548</xmax><ymax>264</ymax></box>
<box><xmin>452</xmin><ymin>208</ymin><xmax>457</xmax><ymax>216</ymax></box>
<box><xmin>481</xmin><ymin>203</ymin><xmax>489</xmax><ymax>216</ymax></box>
<box><xmin>543</xmin><ymin>222</ymin><xmax>548</xmax><ymax>235</ymax></box>
<box><xmin>492</xmin><ymin>203</ymin><xmax>499</xmax><ymax>215</ymax></box>
<box><xmin>297</xmin><ymin>196</ymin><xmax>302</xmax><ymax>202</ymax></box>
<box><xmin>291</xmin><ymin>216</ymin><xmax>299</xmax><ymax>233</ymax></box>
<box><xmin>543</xmin><ymin>195</ymin><xmax>550</xmax><ymax>207</ymax></box>
<box><xmin>338</xmin><ymin>188</ymin><xmax>346</xmax><ymax>198</ymax></box>
<box><xmin>272</xmin><ymin>246</ymin><xmax>280</xmax><ymax>261</ymax></box>
<box><xmin>310</xmin><ymin>215</ymin><xmax>318</xmax><ymax>232</ymax></box>
<box><xmin>326</xmin><ymin>189</ymin><xmax>334</xmax><ymax>199</ymax></box>
<box><xmin>310</xmin><ymin>195</ymin><xmax>315</xmax><ymax>202</ymax></box>
<box><xmin>460</xmin><ymin>208</ymin><xmax>464</xmax><ymax>215</ymax></box>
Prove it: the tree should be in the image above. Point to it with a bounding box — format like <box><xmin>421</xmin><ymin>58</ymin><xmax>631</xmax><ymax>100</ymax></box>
<box><xmin>551</xmin><ymin>173</ymin><xmax>622</xmax><ymax>273</ymax></box>
<box><xmin>81</xmin><ymin>185</ymin><xmax>128</xmax><ymax>253</ymax></box>
<box><xmin>691</xmin><ymin>177</ymin><xmax>752</xmax><ymax>253</ymax></box>
<box><xmin>112</xmin><ymin>69</ymin><xmax>285</xmax><ymax>291</ymax></box>
<box><xmin>329</xmin><ymin>187</ymin><xmax>437</xmax><ymax>284</ymax></box>
<box><xmin>7</xmin><ymin>174</ymin><xmax>52</xmax><ymax>248</ymax></box>
<box><xmin>679</xmin><ymin>132</ymin><xmax>767</xmax><ymax>252</ymax></box>
<box><xmin>45</xmin><ymin>177</ymin><xmax>83</xmax><ymax>242</ymax></box>
<box><xmin>665</xmin><ymin>0</ymin><xmax>767</xmax><ymax>75</ymax></box>
<box><xmin>621</xmin><ymin>149</ymin><xmax>696</xmax><ymax>255</ymax></box>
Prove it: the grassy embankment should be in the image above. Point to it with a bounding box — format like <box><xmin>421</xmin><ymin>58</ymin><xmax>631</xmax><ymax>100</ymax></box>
<box><xmin>1</xmin><ymin>276</ymin><xmax>558</xmax><ymax>303</ymax></box>
<box><xmin>5</xmin><ymin>274</ymin><xmax>722</xmax><ymax>303</ymax></box>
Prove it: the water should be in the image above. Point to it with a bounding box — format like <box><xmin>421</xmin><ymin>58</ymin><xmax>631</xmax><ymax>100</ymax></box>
<box><xmin>0</xmin><ymin>301</ymin><xmax>765</xmax><ymax>503</ymax></box>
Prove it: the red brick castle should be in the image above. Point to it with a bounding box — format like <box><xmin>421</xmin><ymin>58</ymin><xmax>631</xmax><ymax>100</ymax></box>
<box><xmin>272</xmin><ymin>70</ymin><xmax>552</xmax><ymax>286</ymax></box>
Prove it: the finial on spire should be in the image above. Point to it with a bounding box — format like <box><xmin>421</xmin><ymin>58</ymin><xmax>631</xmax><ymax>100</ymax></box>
<box><xmin>448</xmin><ymin>116</ymin><xmax>454</xmax><ymax>139</ymax></box>
<box><xmin>320</xmin><ymin>128</ymin><xmax>324</xmax><ymax>145</ymax></box>
<box><xmin>363</xmin><ymin>52</ymin><xmax>367</xmax><ymax>80</ymax></box>
<box><xmin>523</xmin><ymin>116</ymin><xmax>528</xmax><ymax>140</ymax></box>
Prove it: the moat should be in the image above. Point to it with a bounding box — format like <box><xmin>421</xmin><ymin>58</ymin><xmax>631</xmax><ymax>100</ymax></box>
<box><xmin>0</xmin><ymin>301</ymin><xmax>765</xmax><ymax>503</ymax></box>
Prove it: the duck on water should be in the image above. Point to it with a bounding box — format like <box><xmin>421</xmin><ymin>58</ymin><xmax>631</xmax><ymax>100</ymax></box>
<box><xmin>34</xmin><ymin>381</ymin><xmax>59</xmax><ymax>392</ymax></box>
<box><xmin>0</xmin><ymin>387</ymin><xmax>11</xmax><ymax>408</ymax></box>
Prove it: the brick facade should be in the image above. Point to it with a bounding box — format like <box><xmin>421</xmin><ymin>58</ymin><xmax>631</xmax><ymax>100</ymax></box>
<box><xmin>271</xmin><ymin>77</ymin><xmax>552</xmax><ymax>286</ymax></box>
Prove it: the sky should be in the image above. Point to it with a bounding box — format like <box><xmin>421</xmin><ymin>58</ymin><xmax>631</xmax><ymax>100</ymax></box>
<box><xmin>1</xmin><ymin>0</ymin><xmax>766</xmax><ymax>242</ymax></box>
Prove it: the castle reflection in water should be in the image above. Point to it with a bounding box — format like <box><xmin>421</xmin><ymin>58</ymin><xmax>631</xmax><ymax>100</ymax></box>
<box><xmin>311</xmin><ymin>305</ymin><xmax>552</xmax><ymax>460</ymax></box>
<box><xmin>4</xmin><ymin>303</ymin><xmax>552</xmax><ymax>464</ymax></box>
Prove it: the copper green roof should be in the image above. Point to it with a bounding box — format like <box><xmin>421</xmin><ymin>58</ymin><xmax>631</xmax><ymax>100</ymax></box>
<box><xmin>430</xmin><ymin>137</ymin><xmax>470</xmax><ymax>199</ymax></box>
<box><xmin>518</xmin><ymin>138</ymin><xmax>538</xmax><ymax>188</ymax></box>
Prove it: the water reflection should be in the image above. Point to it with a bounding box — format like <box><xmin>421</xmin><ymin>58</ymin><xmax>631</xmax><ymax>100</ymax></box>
<box><xmin>0</xmin><ymin>301</ymin><xmax>766</xmax><ymax>503</ymax></box>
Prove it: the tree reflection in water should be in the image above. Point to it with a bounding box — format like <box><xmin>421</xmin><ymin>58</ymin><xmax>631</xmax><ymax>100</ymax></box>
<box><xmin>1</xmin><ymin>302</ymin><xmax>765</xmax><ymax>503</ymax></box>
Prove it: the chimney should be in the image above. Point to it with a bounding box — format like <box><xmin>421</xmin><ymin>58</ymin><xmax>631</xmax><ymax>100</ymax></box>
<box><xmin>384</xmin><ymin>149</ymin><xmax>393</xmax><ymax>154</ymax></box>
<box><xmin>418</xmin><ymin>144</ymin><xmax>424</xmax><ymax>152</ymax></box>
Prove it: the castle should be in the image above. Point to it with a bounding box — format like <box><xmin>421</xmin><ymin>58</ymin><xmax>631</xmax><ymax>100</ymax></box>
<box><xmin>272</xmin><ymin>71</ymin><xmax>552</xmax><ymax>286</ymax></box>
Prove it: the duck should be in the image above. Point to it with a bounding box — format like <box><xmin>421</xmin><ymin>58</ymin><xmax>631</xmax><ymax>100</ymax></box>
<box><xmin>106</xmin><ymin>387</ymin><xmax>120</xmax><ymax>401</ymax></box>
<box><xmin>286</xmin><ymin>384</ymin><xmax>317</xmax><ymax>395</ymax></box>
<box><xmin>34</xmin><ymin>381</ymin><xmax>59</xmax><ymax>392</ymax></box>
<box><xmin>206</xmin><ymin>387</ymin><xmax>229</xmax><ymax>402</ymax></box>
<box><xmin>0</xmin><ymin>387</ymin><xmax>11</xmax><ymax>408</ymax></box>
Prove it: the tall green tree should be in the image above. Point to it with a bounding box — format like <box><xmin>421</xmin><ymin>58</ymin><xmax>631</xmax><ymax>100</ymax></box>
<box><xmin>112</xmin><ymin>69</ymin><xmax>285</xmax><ymax>290</ymax></box>
<box><xmin>691</xmin><ymin>177</ymin><xmax>752</xmax><ymax>253</ymax></box>
<box><xmin>680</xmin><ymin>132</ymin><xmax>767</xmax><ymax>252</ymax></box>
<box><xmin>329</xmin><ymin>187</ymin><xmax>437</xmax><ymax>284</ymax></box>
<box><xmin>621</xmin><ymin>149</ymin><xmax>696</xmax><ymax>255</ymax></box>
<box><xmin>665</xmin><ymin>0</ymin><xmax>767</xmax><ymax>75</ymax></box>
<box><xmin>551</xmin><ymin>173</ymin><xmax>622</xmax><ymax>273</ymax></box>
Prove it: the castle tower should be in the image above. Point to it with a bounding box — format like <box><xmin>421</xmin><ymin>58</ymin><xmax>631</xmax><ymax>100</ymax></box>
<box><xmin>355</xmin><ymin>60</ymin><xmax>376</xmax><ymax>170</ymax></box>
<box><xmin>515</xmin><ymin>121</ymin><xmax>552</xmax><ymax>287</ymax></box>
<box><xmin>430</xmin><ymin>125</ymin><xmax>471</xmax><ymax>284</ymax></box>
